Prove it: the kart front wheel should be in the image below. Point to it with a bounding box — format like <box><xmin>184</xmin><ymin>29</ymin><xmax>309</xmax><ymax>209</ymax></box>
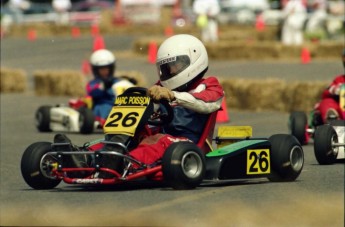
<box><xmin>162</xmin><ymin>142</ymin><xmax>206</xmax><ymax>190</ymax></box>
<box><xmin>268</xmin><ymin>134</ymin><xmax>304</xmax><ymax>182</ymax></box>
<box><xmin>289</xmin><ymin>111</ymin><xmax>308</xmax><ymax>145</ymax></box>
<box><xmin>314</xmin><ymin>124</ymin><xmax>338</xmax><ymax>165</ymax></box>
<box><xmin>35</xmin><ymin>105</ymin><xmax>52</xmax><ymax>132</ymax></box>
<box><xmin>78</xmin><ymin>107</ymin><xmax>94</xmax><ymax>134</ymax></box>
<box><xmin>21</xmin><ymin>142</ymin><xmax>61</xmax><ymax>189</ymax></box>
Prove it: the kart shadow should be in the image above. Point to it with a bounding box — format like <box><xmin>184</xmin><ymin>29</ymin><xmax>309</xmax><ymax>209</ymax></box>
<box><xmin>56</xmin><ymin>180</ymin><xmax>170</xmax><ymax>192</ymax></box>
<box><xmin>43</xmin><ymin>178</ymin><xmax>271</xmax><ymax>192</ymax></box>
<box><xmin>310</xmin><ymin>159</ymin><xmax>345</xmax><ymax>166</ymax></box>
<box><xmin>200</xmin><ymin>179</ymin><xmax>270</xmax><ymax>188</ymax></box>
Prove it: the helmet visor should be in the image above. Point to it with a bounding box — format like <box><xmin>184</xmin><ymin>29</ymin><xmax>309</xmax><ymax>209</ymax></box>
<box><xmin>156</xmin><ymin>55</ymin><xmax>190</xmax><ymax>81</ymax></box>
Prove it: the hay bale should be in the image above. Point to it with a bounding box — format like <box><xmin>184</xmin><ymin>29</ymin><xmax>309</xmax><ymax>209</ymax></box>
<box><xmin>219</xmin><ymin>25</ymin><xmax>279</xmax><ymax>42</ymax></box>
<box><xmin>220</xmin><ymin>78</ymin><xmax>328</xmax><ymax>112</ymax></box>
<box><xmin>33</xmin><ymin>69</ymin><xmax>147</xmax><ymax>96</ymax></box>
<box><xmin>133</xmin><ymin>38</ymin><xmax>342</xmax><ymax>60</ymax></box>
<box><xmin>34</xmin><ymin>70</ymin><xmax>86</xmax><ymax>96</ymax></box>
<box><xmin>313</xmin><ymin>42</ymin><xmax>345</xmax><ymax>59</ymax></box>
<box><xmin>220</xmin><ymin>78</ymin><xmax>287</xmax><ymax>111</ymax></box>
<box><xmin>285</xmin><ymin>81</ymin><xmax>327</xmax><ymax>112</ymax></box>
<box><xmin>0</xmin><ymin>67</ymin><xmax>27</xmax><ymax>93</ymax></box>
<box><xmin>132</xmin><ymin>37</ymin><xmax>164</xmax><ymax>55</ymax></box>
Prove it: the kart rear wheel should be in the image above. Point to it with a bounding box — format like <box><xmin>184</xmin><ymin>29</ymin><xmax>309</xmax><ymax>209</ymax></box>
<box><xmin>289</xmin><ymin>111</ymin><xmax>308</xmax><ymax>145</ymax></box>
<box><xmin>162</xmin><ymin>142</ymin><xmax>206</xmax><ymax>190</ymax></box>
<box><xmin>21</xmin><ymin>142</ymin><xmax>61</xmax><ymax>189</ymax></box>
<box><xmin>78</xmin><ymin>107</ymin><xmax>94</xmax><ymax>134</ymax></box>
<box><xmin>268</xmin><ymin>134</ymin><xmax>304</xmax><ymax>182</ymax></box>
<box><xmin>314</xmin><ymin>124</ymin><xmax>338</xmax><ymax>165</ymax></box>
<box><xmin>35</xmin><ymin>105</ymin><xmax>52</xmax><ymax>132</ymax></box>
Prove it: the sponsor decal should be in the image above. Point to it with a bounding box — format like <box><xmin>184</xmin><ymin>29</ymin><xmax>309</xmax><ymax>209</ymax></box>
<box><xmin>115</xmin><ymin>96</ymin><xmax>150</xmax><ymax>105</ymax></box>
<box><xmin>75</xmin><ymin>178</ymin><xmax>103</xmax><ymax>184</ymax></box>
<box><xmin>157</xmin><ymin>56</ymin><xmax>176</xmax><ymax>65</ymax></box>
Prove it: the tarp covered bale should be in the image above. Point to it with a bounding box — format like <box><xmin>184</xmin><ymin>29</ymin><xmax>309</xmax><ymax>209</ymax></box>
<box><xmin>0</xmin><ymin>67</ymin><xmax>27</xmax><ymax>93</ymax></box>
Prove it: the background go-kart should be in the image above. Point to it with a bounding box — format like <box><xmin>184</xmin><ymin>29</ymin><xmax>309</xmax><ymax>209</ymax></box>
<box><xmin>1</xmin><ymin>35</ymin><xmax>344</xmax><ymax>226</ymax></box>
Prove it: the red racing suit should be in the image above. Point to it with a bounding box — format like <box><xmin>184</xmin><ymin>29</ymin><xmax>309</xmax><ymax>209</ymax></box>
<box><xmin>129</xmin><ymin>76</ymin><xmax>224</xmax><ymax>165</ymax></box>
<box><xmin>315</xmin><ymin>74</ymin><xmax>345</xmax><ymax>122</ymax></box>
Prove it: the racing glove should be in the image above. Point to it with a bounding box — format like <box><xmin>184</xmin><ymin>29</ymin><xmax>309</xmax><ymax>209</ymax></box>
<box><xmin>148</xmin><ymin>85</ymin><xmax>175</xmax><ymax>101</ymax></box>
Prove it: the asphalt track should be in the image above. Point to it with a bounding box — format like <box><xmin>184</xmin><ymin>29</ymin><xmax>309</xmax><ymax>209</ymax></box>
<box><xmin>1</xmin><ymin>35</ymin><xmax>344</xmax><ymax>226</ymax></box>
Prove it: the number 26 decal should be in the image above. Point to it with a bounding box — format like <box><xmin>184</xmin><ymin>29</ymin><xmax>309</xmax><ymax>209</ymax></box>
<box><xmin>247</xmin><ymin>149</ymin><xmax>270</xmax><ymax>174</ymax></box>
<box><xmin>105</xmin><ymin>111</ymin><xmax>139</xmax><ymax>128</ymax></box>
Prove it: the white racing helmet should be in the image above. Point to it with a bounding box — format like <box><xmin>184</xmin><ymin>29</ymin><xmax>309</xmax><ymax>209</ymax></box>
<box><xmin>156</xmin><ymin>34</ymin><xmax>208</xmax><ymax>91</ymax></box>
<box><xmin>90</xmin><ymin>49</ymin><xmax>116</xmax><ymax>81</ymax></box>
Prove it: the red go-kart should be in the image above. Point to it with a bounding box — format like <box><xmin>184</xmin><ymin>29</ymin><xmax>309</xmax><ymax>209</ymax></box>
<box><xmin>21</xmin><ymin>87</ymin><xmax>304</xmax><ymax>190</ymax></box>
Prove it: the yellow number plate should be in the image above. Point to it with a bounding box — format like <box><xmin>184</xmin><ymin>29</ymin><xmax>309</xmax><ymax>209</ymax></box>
<box><xmin>103</xmin><ymin>106</ymin><xmax>146</xmax><ymax>136</ymax></box>
<box><xmin>246</xmin><ymin>149</ymin><xmax>270</xmax><ymax>175</ymax></box>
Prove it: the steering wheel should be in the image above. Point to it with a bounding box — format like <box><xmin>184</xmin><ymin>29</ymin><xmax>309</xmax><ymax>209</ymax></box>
<box><xmin>122</xmin><ymin>86</ymin><xmax>174</xmax><ymax>126</ymax></box>
<box><xmin>147</xmin><ymin>99</ymin><xmax>174</xmax><ymax>126</ymax></box>
<box><xmin>122</xmin><ymin>86</ymin><xmax>147</xmax><ymax>96</ymax></box>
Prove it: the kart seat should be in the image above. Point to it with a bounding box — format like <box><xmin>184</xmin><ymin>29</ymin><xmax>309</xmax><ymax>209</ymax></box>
<box><xmin>196</xmin><ymin>110</ymin><xmax>218</xmax><ymax>154</ymax></box>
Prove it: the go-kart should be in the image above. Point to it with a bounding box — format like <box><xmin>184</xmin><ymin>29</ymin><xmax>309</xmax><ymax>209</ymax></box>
<box><xmin>313</xmin><ymin>83</ymin><xmax>345</xmax><ymax>164</ymax></box>
<box><xmin>21</xmin><ymin>87</ymin><xmax>304</xmax><ymax>190</ymax></box>
<box><xmin>35</xmin><ymin>77</ymin><xmax>137</xmax><ymax>134</ymax></box>
<box><xmin>35</xmin><ymin>96</ymin><xmax>100</xmax><ymax>134</ymax></box>
<box><xmin>289</xmin><ymin>84</ymin><xmax>345</xmax><ymax>145</ymax></box>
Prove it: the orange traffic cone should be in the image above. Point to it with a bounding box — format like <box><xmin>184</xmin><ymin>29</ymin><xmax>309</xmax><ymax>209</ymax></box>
<box><xmin>164</xmin><ymin>26</ymin><xmax>174</xmax><ymax>37</ymax></box>
<box><xmin>81</xmin><ymin>60</ymin><xmax>91</xmax><ymax>75</ymax></box>
<box><xmin>255</xmin><ymin>13</ymin><xmax>265</xmax><ymax>32</ymax></box>
<box><xmin>112</xmin><ymin>0</ymin><xmax>126</xmax><ymax>25</ymax></box>
<box><xmin>71</xmin><ymin>26</ymin><xmax>81</xmax><ymax>38</ymax></box>
<box><xmin>91</xmin><ymin>23</ymin><xmax>100</xmax><ymax>37</ymax></box>
<box><xmin>27</xmin><ymin>29</ymin><xmax>37</xmax><ymax>41</ymax></box>
<box><xmin>217</xmin><ymin>98</ymin><xmax>230</xmax><ymax>123</ymax></box>
<box><xmin>93</xmin><ymin>35</ymin><xmax>105</xmax><ymax>51</ymax></box>
<box><xmin>301</xmin><ymin>47</ymin><xmax>311</xmax><ymax>64</ymax></box>
<box><xmin>148</xmin><ymin>41</ymin><xmax>157</xmax><ymax>64</ymax></box>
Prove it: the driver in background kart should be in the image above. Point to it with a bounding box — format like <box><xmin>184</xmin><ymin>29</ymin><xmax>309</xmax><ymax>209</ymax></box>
<box><xmin>312</xmin><ymin>49</ymin><xmax>345</xmax><ymax>126</ymax></box>
<box><xmin>87</xmin><ymin>49</ymin><xmax>135</xmax><ymax>126</ymax></box>
<box><xmin>106</xmin><ymin>34</ymin><xmax>225</xmax><ymax>165</ymax></box>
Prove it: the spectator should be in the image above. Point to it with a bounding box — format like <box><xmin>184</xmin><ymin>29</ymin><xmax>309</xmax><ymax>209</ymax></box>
<box><xmin>8</xmin><ymin>0</ymin><xmax>30</xmax><ymax>24</ymax></box>
<box><xmin>281</xmin><ymin>0</ymin><xmax>307</xmax><ymax>45</ymax></box>
<box><xmin>193</xmin><ymin>0</ymin><xmax>220</xmax><ymax>43</ymax></box>
<box><xmin>52</xmin><ymin>0</ymin><xmax>71</xmax><ymax>25</ymax></box>
<box><xmin>305</xmin><ymin>0</ymin><xmax>328</xmax><ymax>35</ymax></box>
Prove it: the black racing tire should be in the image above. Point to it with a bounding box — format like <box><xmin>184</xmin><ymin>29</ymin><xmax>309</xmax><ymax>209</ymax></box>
<box><xmin>289</xmin><ymin>111</ymin><xmax>307</xmax><ymax>145</ymax></box>
<box><xmin>162</xmin><ymin>142</ymin><xmax>206</xmax><ymax>190</ymax></box>
<box><xmin>35</xmin><ymin>105</ymin><xmax>52</xmax><ymax>132</ymax></box>
<box><xmin>268</xmin><ymin>134</ymin><xmax>304</xmax><ymax>182</ymax></box>
<box><xmin>314</xmin><ymin>124</ymin><xmax>338</xmax><ymax>165</ymax></box>
<box><xmin>78</xmin><ymin>107</ymin><xmax>94</xmax><ymax>134</ymax></box>
<box><xmin>21</xmin><ymin>142</ymin><xmax>61</xmax><ymax>189</ymax></box>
